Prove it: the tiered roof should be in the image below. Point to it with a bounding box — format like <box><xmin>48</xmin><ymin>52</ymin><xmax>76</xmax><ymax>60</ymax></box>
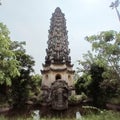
<box><xmin>45</xmin><ymin>7</ymin><xmax>71</xmax><ymax>65</ymax></box>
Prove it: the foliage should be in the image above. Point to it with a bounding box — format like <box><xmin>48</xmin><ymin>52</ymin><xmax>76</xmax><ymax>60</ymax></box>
<box><xmin>75</xmin><ymin>77</ymin><xmax>87</xmax><ymax>95</ymax></box>
<box><xmin>76</xmin><ymin>30</ymin><xmax>120</xmax><ymax>107</ymax></box>
<box><xmin>28</xmin><ymin>74</ymin><xmax>42</xmax><ymax>103</ymax></box>
<box><xmin>85</xmin><ymin>30</ymin><xmax>120</xmax><ymax>80</ymax></box>
<box><xmin>10</xmin><ymin>41</ymin><xmax>36</xmax><ymax>107</ymax></box>
<box><xmin>84</xmin><ymin>110</ymin><xmax>120</xmax><ymax>120</ymax></box>
<box><xmin>82</xmin><ymin>105</ymin><xmax>101</xmax><ymax>114</ymax></box>
<box><xmin>108</xmin><ymin>96</ymin><xmax>120</xmax><ymax>104</ymax></box>
<box><xmin>68</xmin><ymin>95</ymin><xmax>77</xmax><ymax>103</ymax></box>
<box><xmin>76</xmin><ymin>64</ymin><xmax>105</xmax><ymax>107</ymax></box>
<box><xmin>0</xmin><ymin>23</ymin><xmax>20</xmax><ymax>104</ymax></box>
<box><xmin>0</xmin><ymin>23</ymin><xmax>20</xmax><ymax>86</ymax></box>
<box><xmin>0</xmin><ymin>23</ymin><xmax>42</xmax><ymax>107</ymax></box>
<box><xmin>68</xmin><ymin>93</ymin><xmax>87</xmax><ymax>104</ymax></box>
<box><xmin>88</xmin><ymin>64</ymin><xmax>105</xmax><ymax>107</ymax></box>
<box><xmin>10</xmin><ymin>41</ymin><xmax>42</xmax><ymax>107</ymax></box>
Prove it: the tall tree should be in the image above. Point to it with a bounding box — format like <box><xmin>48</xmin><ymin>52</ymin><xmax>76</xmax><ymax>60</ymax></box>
<box><xmin>84</xmin><ymin>30</ymin><xmax>120</xmax><ymax>81</ymax></box>
<box><xmin>77</xmin><ymin>30</ymin><xmax>120</xmax><ymax>107</ymax></box>
<box><xmin>0</xmin><ymin>23</ymin><xmax>20</xmax><ymax>86</ymax></box>
<box><xmin>0</xmin><ymin>23</ymin><xmax>20</xmax><ymax>102</ymax></box>
<box><xmin>10</xmin><ymin>41</ymin><xmax>35</xmax><ymax>107</ymax></box>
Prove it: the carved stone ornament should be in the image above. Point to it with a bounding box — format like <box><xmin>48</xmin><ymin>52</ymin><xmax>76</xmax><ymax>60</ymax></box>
<box><xmin>41</xmin><ymin>7</ymin><xmax>75</xmax><ymax>110</ymax></box>
<box><xmin>51</xmin><ymin>79</ymin><xmax>69</xmax><ymax>110</ymax></box>
<box><xmin>45</xmin><ymin>7</ymin><xmax>71</xmax><ymax>65</ymax></box>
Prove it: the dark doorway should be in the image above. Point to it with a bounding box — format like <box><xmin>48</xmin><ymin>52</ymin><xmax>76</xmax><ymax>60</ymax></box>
<box><xmin>56</xmin><ymin>74</ymin><xmax>61</xmax><ymax>80</ymax></box>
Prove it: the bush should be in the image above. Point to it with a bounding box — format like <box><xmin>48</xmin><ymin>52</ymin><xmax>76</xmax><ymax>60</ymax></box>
<box><xmin>68</xmin><ymin>93</ymin><xmax>87</xmax><ymax>104</ymax></box>
<box><xmin>108</xmin><ymin>97</ymin><xmax>120</xmax><ymax>105</ymax></box>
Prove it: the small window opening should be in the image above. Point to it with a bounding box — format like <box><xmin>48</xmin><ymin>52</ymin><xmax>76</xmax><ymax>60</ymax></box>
<box><xmin>56</xmin><ymin>74</ymin><xmax>61</xmax><ymax>80</ymax></box>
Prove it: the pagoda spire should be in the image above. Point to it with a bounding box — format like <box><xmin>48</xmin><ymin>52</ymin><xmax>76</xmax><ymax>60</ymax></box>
<box><xmin>41</xmin><ymin>8</ymin><xmax>75</xmax><ymax>109</ymax></box>
<box><xmin>45</xmin><ymin>7</ymin><xmax>71</xmax><ymax>65</ymax></box>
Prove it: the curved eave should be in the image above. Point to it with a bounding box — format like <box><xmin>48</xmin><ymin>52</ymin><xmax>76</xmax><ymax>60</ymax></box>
<box><xmin>42</xmin><ymin>63</ymin><xmax>50</xmax><ymax>67</ymax></box>
<box><xmin>41</xmin><ymin>70</ymin><xmax>49</xmax><ymax>74</ymax></box>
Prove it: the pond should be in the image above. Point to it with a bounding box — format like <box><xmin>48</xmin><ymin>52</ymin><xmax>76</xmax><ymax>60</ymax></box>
<box><xmin>1</xmin><ymin>104</ymin><xmax>120</xmax><ymax>120</ymax></box>
<box><xmin>0</xmin><ymin>104</ymin><xmax>84</xmax><ymax>119</ymax></box>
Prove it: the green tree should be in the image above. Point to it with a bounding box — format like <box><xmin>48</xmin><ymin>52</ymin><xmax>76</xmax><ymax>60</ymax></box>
<box><xmin>88</xmin><ymin>64</ymin><xmax>105</xmax><ymax>107</ymax></box>
<box><xmin>10</xmin><ymin>41</ymin><xmax>35</xmax><ymax>108</ymax></box>
<box><xmin>76</xmin><ymin>64</ymin><xmax>105</xmax><ymax>107</ymax></box>
<box><xmin>75</xmin><ymin>77</ymin><xmax>86</xmax><ymax>95</ymax></box>
<box><xmin>0</xmin><ymin>23</ymin><xmax>20</xmax><ymax>103</ymax></box>
<box><xmin>85</xmin><ymin>30</ymin><xmax>120</xmax><ymax>80</ymax></box>
<box><xmin>28</xmin><ymin>74</ymin><xmax>42</xmax><ymax>104</ymax></box>
<box><xmin>85</xmin><ymin>30</ymin><xmax>120</xmax><ymax>103</ymax></box>
<box><xmin>0</xmin><ymin>23</ymin><xmax>20</xmax><ymax>86</ymax></box>
<box><xmin>77</xmin><ymin>30</ymin><xmax>120</xmax><ymax>107</ymax></box>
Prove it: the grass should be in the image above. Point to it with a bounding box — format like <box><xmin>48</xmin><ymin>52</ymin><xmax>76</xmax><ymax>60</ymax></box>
<box><xmin>0</xmin><ymin>110</ymin><xmax>120</xmax><ymax>120</ymax></box>
<box><xmin>84</xmin><ymin>110</ymin><xmax>120</xmax><ymax>120</ymax></box>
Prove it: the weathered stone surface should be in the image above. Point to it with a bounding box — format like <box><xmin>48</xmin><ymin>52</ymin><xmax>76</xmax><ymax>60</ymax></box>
<box><xmin>51</xmin><ymin>79</ymin><xmax>69</xmax><ymax>110</ymax></box>
<box><xmin>41</xmin><ymin>64</ymin><xmax>75</xmax><ymax>87</ymax></box>
<box><xmin>41</xmin><ymin>7</ymin><xmax>75</xmax><ymax>110</ymax></box>
<box><xmin>45</xmin><ymin>7</ymin><xmax>71</xmax><ymax>65</ymax></box>
<box><xmin>41</xmin><ymin>85</ymin><xmax>51</xmax><ymax>105</ymax></box>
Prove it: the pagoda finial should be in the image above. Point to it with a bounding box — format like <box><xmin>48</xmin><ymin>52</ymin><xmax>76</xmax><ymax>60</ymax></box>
<box><xmin>55</xmin><ymin>7</ymin><xmax>61</xmax><ymax>12</ymax></box>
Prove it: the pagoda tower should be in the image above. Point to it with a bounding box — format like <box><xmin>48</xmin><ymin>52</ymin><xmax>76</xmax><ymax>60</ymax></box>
<box><xmin>41</xmin><ymin>7</ymin><xmax>75</xmax><ymax>89</ymax></box>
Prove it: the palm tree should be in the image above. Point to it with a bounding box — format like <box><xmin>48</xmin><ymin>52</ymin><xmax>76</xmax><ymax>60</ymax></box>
<box><xmin>110</xmin><ymin>0</ymin><xmax>120</xmax><ymax>22</ymax></box>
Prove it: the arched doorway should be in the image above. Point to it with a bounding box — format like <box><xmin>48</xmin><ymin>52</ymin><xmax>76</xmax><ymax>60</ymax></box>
<box><xmin>55</xmin><ymin>74</ymin><xmax>61</xmax><ymax>80</ymax></box>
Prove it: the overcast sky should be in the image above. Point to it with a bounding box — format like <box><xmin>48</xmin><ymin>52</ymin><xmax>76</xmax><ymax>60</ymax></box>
<box><xmin>0</xmin><ymin>0</ymin><xmax>120</xmax><ymax>74</ymax></box>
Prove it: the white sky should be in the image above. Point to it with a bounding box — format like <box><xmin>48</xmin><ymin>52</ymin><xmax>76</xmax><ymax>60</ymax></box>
<box><xmin>0</xmin><ymin>0</ymin><xmax>120</xmax><ymax>74</ymax></box>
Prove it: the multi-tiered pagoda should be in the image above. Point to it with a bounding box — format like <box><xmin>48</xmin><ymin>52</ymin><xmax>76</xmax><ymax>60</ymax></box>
<box><xmin>41</xmin><ymin>7</ymin><xmax>75</xmax><ymax>110</ymax></box>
